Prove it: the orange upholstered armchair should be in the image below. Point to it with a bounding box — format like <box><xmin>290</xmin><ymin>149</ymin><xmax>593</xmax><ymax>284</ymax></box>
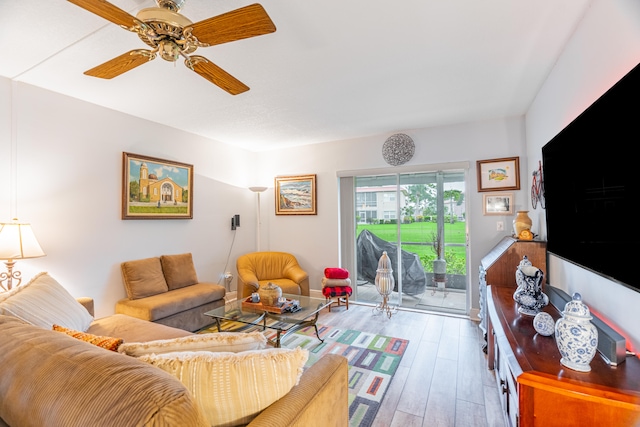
<box><xmin>236</xmin><ymin>251</ymin><xmax>310</xmax><ymax>299</ymax></box>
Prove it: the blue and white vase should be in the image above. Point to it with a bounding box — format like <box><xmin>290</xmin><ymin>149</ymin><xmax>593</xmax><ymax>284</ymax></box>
<box><xmin>554</xmin><ymin>293</ymin><xmax>598</xmax><ymax>372</ymax></box>
<box><xmin>513</xmin><ymin>256</ymin><xmax>548</xmax><ymax>316</ymax></box>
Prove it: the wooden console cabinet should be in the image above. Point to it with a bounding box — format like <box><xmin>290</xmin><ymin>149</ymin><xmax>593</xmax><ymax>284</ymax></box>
<box><xmin>487</xmin><ymin>285</ymin><xmax>640</xmax><ymax>427</ymax></box>
<box><xmin>479</xmin><ymin>237</ymin><xmax>547</xmax><ymax>351</ymax></box>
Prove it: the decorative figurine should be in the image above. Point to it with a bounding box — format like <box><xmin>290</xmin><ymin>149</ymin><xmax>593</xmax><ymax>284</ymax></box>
<box><xmin>513</xmin><ymin>256</ymin><xmax>548</xmax><ymax>316</ymax></box>
<box><xmin>533</xmin><ymin>312</ymin><xmax>555</xmax><ymax>336</ymax></box>
<box><xmin>258</xmin><ymin>282</ymin><xmax>282</xmax><ymax>306</ymax></box>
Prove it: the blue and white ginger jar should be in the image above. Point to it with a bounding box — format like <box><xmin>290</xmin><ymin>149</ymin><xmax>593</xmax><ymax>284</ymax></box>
<box><xmin>554</xmin><ymin>292</ymin><xmax>598</xmax><ymax>372</ymax></box>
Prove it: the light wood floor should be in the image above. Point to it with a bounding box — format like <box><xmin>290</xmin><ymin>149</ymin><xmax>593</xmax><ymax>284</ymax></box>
<box><xmin>317</xmin><ymin>302</ymin><xmax>506</xmax><ymax>427</ymax></box>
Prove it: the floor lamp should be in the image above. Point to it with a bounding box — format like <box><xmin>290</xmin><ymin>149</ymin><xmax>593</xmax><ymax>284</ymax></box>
<box><xmin>249</xmin><ymin>187</ymin><xmax>267</xmax><ymax>251</ymax></box>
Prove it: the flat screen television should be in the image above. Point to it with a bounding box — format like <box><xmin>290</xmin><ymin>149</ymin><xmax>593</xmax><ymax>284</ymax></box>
<box><xmin>542</xmin><ymin>62</ymin><xmax>639</xmax><ymax>294</ymax></box>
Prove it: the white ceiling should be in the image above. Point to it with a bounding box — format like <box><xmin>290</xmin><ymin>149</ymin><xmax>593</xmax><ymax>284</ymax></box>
<box><xmin>2</xmin><ymin>0</ymin><xmax>591</xmax><ymax>152</ymax></box>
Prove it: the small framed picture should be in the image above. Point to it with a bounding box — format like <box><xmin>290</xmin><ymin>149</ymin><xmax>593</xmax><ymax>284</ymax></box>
<box><xmin>483</xmin><ymin>192</ymin><xmax>514</xmax><ymax>216</ymax></box>
<box><xmin>122</xmin><ymin>152</ymin><xmax>193</xmax><ymax>220</ymax></box>
<box><xmin>275</xmin><ymin>174</ymin><xmax>317</xmax><ymax>215</ymax></box>
<box><xmin>476</xmin><ymin>157</ymin><xmax>520</xmax><ymax>192</ymax></box>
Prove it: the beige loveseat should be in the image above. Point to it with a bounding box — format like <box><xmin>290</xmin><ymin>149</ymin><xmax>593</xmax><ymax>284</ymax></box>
<box><xmin>116</xmin><ymin>253</ymin><xmax>226</xmax><ymax>332</ymax></box>
<box><xmin>0</xmin><ymin>273</ymin><xmax>349</xmax><ymax>427</ymax></box>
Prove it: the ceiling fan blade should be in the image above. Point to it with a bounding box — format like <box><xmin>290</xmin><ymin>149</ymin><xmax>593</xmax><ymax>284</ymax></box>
<box><xmin>67</xmin><ymin>0</ymin><xmax>138</xmax><ymax>29</ymax></box>
<box><xmin>84</xmin><ymin>50</ymin><xmax>156</xmax><ymax>79</ymax></box>
<box><xmin>189</xmin><ymin>3</ymin><xmax>276</xmax><ymax>46</ymax></box>
<box><xmin>185</xmin><ymin>56</ymin><xmax>249</xmax><ymax>95</ymax></box>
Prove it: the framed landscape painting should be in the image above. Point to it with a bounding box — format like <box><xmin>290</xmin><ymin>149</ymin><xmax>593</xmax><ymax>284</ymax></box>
<box><xmin>275</xmin><ymin>174</ymin><xmax>317</xmax><ymax>215</ymax></box>
<box><xmin>476</xmin><ymin>157</ymin><xmax>520</xmax><ymax>192</ymax></box>
<box><xmin>122</xmin><ymin>152</ymin><xmax>193</xmax><ymax>219</ymax></box>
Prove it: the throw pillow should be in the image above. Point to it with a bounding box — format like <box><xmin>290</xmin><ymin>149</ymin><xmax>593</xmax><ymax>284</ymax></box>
<box><xmin>118</xmin><ymin>331</ymin><xmax>267</xmax><ymax>357</ymax></box>
<box><xmin>321</xmin><ymin>277</ymin><xmax>352</xmax><ymax>288</ymax></box>
<box><xmin>121</xmin><ymin>257</ymin><xmax>169</xmax><ymax>300</ymax></box>
<box><xmin>0</xmin><ymin>272</ymin><xmax>94</xmax><ymax>331</ymax></box>
<box><xmin>139</xmin><ymin>347</ymin><xmax>308</xmax><ymax>427</ymax></box>
<box><xmin>324</xmin><ymin>267</ymin><xmax>350</xmax><ymax>279</ymax></box>
<box><xmin>53</xmin><ymin>324</ymin><xmax>123</xmax><ymax>351</ymax></box>
<box><xmin>160</xmin><ymin>253</ymin><xmax>199</xmax><ymax>290</ymax></box>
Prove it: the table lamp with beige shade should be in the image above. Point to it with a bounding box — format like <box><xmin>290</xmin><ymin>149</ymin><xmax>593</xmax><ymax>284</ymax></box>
<box><xmin>0</xmin><ymin>219</ymin><xmax>46</xmax><ymax>292</ymax></box>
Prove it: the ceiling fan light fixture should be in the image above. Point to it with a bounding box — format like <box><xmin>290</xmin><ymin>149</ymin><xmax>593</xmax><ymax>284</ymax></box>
<box><xmin>159</xmin><ymin>40</ymin><xmax>181</xmax><ymax>62</ymax></box>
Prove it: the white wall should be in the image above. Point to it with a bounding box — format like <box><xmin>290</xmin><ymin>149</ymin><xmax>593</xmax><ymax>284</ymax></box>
<box><xmin>0</xmin><ymin>82</ymin><xmax>261</xmax><ymax>318</ymax></box>
<box><xmin>0</xmin><ymin>79</ymin><xmax>10</xmax><ymax>214</ymax></box>
<box><xmin>255</xmin><ymin>118</ymin><xmax>529</xmax><ymax>318</ymax></box>
<box><xmin>526</xmin><ymin>0</ymin><xmax>640</xmax><ymax>351</ymax></box>
<box><xmin>1</xmin><ymin>76</ymin><xmax>528</xmax><ymax>319</ymax></box>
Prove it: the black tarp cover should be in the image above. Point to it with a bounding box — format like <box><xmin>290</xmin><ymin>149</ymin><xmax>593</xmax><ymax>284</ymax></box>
<box><xmin>356</xmin><ymin>229</ymin><xmax>427</xmax><ymax>295</ymax></box>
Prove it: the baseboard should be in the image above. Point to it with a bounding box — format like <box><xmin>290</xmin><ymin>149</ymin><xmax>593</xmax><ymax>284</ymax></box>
<box><xmin>310</xmin><ymin>289</ymin><xmax>323</xmax><ymax>299</ymax></box>
<box><xmin>547</xmin><ymin>285</ymin><xmax>626</xmax><ymax>365</ymax></box>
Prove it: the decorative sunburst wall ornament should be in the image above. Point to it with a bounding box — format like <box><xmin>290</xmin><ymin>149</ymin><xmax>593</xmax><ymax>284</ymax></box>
<box><xmin>382</xmin><ymin>133</ymin><xmax>415</xmax><ymax>166</ymax></box>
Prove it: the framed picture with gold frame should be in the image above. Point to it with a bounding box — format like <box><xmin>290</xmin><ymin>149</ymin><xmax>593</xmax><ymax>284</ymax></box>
<box><xmin>476</xmin><ymin>156</ymin><xmax>520</xmax><ymax>192</ymax></box>
<box><xmin>275</xmin><ymin>174</ymin><xmax>317</xmax><ymax>215</ymax></box>
<box><xmin>122</xmin><ymin>152</ymin><xmax>193</xmax><ymax>219</ymax></box>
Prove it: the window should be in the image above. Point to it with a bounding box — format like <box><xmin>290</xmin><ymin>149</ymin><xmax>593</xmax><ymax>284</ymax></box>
<box><xmin>356</xmin><ymin>192</ymin><xmax>377</xmax><ymax>208</ymax></box>
<box><xmin>338</xmin><ymin>163</ymin><xmax>469</xmax><ymax>315</ymax></box>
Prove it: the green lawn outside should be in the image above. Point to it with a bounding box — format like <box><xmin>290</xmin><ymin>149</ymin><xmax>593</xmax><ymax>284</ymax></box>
<box><xmin>356</xmin><ymin>222</ymin><xmax>467</xmax><ymax>274</ymax></box>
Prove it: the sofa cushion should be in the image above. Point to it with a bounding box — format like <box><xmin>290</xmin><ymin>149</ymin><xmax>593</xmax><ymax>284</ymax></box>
<box><xmin>139</xmin><ymin>347</ymin><xmax>309</xmax><ymax>427</ymax></box>
<box><xmin>118</xmin><ymin>331</ymin><xmax>266</xmax><ymax>357</ymax></box>
<box><xmin>121</xmin><ymin>257</ymin><xmax>169</xmax><ymax>300</ymax></box>
<box><xmin>0</xmin><ymin>272</ymin><xmax>93</xmax><ymax>331</ymax></box>
<box><xmin>87</xmin><ymin>313</ymin><xmax>193</xmax><ymax>342</ymax></box>
<box><xmin>115</xmin><ymin>283</ymin><xmax>225</xmax><ymax>322</ymax></box>
<box><xmin>53</xmin><ymin>324</ymin><xmax>123</xmax><ymax>351</ymax></box>
<box><xmin>0</xmin><ymin>315</ymin><xmax>208</xmax><ymax>427</ymax></box>
<box><xmin>161</xmin><ymin>253</ymin><xmax>199</xmax><ymax>290</ymax></box>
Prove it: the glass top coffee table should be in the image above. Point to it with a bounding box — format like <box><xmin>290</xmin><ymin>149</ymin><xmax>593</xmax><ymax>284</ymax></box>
<box><xmin>204</xmin><ymin>294</ymin><xmax>331</xmax><ymax>348</ymax></box>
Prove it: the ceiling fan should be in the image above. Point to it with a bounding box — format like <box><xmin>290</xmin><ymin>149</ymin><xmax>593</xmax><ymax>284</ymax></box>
<box><xmin>67</xmin><ymin>0</ymin><xmax>276</xmax><ymax>95</ymax></box>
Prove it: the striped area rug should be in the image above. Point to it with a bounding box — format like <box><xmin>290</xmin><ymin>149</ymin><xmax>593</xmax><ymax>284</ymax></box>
<box><xmin>199</xmin><ymin>321</ymin><xmax>408</xmax><ymax>427</ymax></box>
<box><xmin>275</xmin><ymin>325</ymin><xmax>408</xmax><ymax>427</ymax></box>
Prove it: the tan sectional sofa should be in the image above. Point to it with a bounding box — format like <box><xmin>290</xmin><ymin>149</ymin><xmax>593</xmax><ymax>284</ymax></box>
<box><xmin>0</xmin><ymin>273</ymin><xmax>349</xmax><ymax>427</ymax></box>
<box><xmin>116</xmin><ymin>253</ymin><xmax>226</xmax><ymax>332</ymax></box>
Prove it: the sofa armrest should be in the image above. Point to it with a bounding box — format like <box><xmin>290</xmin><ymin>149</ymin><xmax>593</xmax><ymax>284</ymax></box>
<box><xmin>76</xmin><ymin>297</ymin><xmax>95</xmax><ymax>317</ymax></box>
<box><xmin>237</xmin><ymin>268</ymin><xmax>260</xmax><ymax>299</ymax></box>
<box><xmin>283</xmin><ymin>265</ymin><xmax>308</xmax><ymax>285</ymax></box>
<box><xmin>237</xmin><ymin>268</ymin><xmax>260</xmax><ymax>287</ymax></box>
<box><xmin>284</xmin><ymin>266</ymin><xmax>310</xmax><ymax>296</ymax></box>
<box><xmin>246</xmin><ymin>354</ymin><xmax>348</xmax><ymax>427</ymax></box>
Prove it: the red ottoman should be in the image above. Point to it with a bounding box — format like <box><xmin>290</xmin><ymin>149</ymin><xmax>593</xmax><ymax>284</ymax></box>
<box><xmin>322</xmin><ymin>285</ymin><xmax>352</xmax><ymax>312</ymax></box>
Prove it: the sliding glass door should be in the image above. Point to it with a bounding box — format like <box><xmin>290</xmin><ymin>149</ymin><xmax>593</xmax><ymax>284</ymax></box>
<box><xmin>341</xmin><ymin>167</ymin><xmax>468</xmax><ymax>315</ymax></box>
